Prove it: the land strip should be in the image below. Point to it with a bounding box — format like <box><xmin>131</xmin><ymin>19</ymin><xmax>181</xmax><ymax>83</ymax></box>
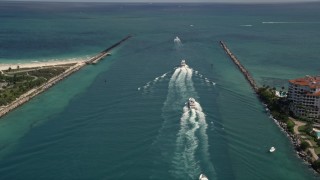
<box><xmin>0</xmin><ymin>35</ymin><xmax>132</xmax><ymax>118</ymax></box>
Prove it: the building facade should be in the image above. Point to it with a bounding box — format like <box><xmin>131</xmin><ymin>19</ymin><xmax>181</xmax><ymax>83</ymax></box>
<box><xmin>287</xmin><ymin>76</ymin><xmax>320</xmax><ymax>121</ymax></box>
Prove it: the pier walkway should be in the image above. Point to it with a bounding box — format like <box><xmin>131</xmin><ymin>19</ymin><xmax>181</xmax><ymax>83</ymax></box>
<box><xmin>220</xmin><ymin>41</ymin><xmax>259</xmax><ymax>92</ymax></box>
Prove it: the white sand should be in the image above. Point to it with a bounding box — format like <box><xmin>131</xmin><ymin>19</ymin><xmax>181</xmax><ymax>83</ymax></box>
<box><xmin>0</xmin><ymin>60</ymin><xmax>86</xmax><ymax>71</ymax></box>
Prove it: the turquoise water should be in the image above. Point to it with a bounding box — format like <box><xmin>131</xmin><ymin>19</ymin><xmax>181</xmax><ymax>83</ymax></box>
<box><xmin>0</xmin><ymin>2</ymin><xmax>320</xmax><ymax>179</ymax></box>
<box><xmin>316</xmin><ymin>132</ymin><xmax>320</xmax><ymax>139</ymax></box>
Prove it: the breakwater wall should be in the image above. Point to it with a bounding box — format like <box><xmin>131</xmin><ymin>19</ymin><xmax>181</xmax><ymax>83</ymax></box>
<box><xmin>220</xmin><ymin>41</ymin><xmax>259</xmax><ymax>92</ymax></box>
<box><xmin>86</xmin><ymin>35</ymin><xmax>132</xmax><ymax>64</ymax></box>
<box><xmin>0</xmin><ymin>35</ymin><xmax>132</xmax><ymax>118</ymax></box>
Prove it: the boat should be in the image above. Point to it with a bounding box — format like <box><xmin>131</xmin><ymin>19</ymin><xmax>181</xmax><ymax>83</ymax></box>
<box><xmin>174</xmin><ymin>36</ymin><xmax>181</xmax><ymax>43</ymax></box>
<box><xmin>199</xmin><ymin>174</ymin><xmax>209</xmax><ymax>180</ymax></box>
<box><xmin>269</xmin><ymin>146</ymin><xmax>276</xmax><ymax>152</ymax></box>
<box><xmin>187</xmin><ymin>97</ymin><xmax>197</xmax><ymax>110</ymax></box>
<box><xmin>180</xmin><ymin>59</ymin><xmax>188</xmax><ymax>68</ymax></box>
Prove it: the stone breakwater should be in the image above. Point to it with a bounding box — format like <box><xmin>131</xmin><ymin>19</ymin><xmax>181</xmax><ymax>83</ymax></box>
<box><xmin>219</xmin><ymin>41</ymin><xmax>259</xmax><ymax>92</ymax></box>
<box><xmin>0</xmin><ymin>62</ymin><xmax>86</xmax><ymax>118</ymax></box>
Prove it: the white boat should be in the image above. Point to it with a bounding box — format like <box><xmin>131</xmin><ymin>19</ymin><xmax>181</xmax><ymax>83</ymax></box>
<box><xmin>174</xmin><ymin>36</ymin><xmax>181</xmax><ymax>43</ymax></box>
<box><xmin>199</xmin><ymin>174</ymin><xmax>209</xmax><ymax>180</ymax></box>
<box><xmin>187</xmin><ymin>97</ymin><xmax>197</xmax><ymax>110</ymax></box>
<box><xmin>269</xmin><ymin>146</ymin><xmax>276</xmax><ymax>152</ymax></box>
<box><xmin>180</xmin><ymin>59</ymin><xmax>188</xmax><ymax>68</ymax></box>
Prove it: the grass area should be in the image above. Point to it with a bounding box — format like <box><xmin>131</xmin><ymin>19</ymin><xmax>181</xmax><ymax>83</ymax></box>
<box><xmin>298</xmin><ymin>125</ymin><xmax>307</xmax><ymax>132</ymax></box>
<box><xmin>0</xmin><ymin>65</ymin><xmax>74</xmax><ymax>106</ymax></box>
<box><xmin>315</xmin><ymin>147</ymin><xmax>320</xmax><ymax>155</ymax></box>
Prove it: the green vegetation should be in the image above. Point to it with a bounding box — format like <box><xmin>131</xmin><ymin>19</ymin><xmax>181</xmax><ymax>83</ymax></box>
<box><xmin>257</xmin><ymin>86</ymin><xmax>289</xmax><ymax>122</ymax></box>
<box><xmin>312</xmin><ymin>159</ymin><xmax>320</xmax><ymax>172</ymax></box>
<box><xmin>315</xmin><ymin>147</ymin><xmax>320</xmax><ymax>155</ymax></box>
<box><xmin>300</xmin><ymin>141</ymin><xmax>310</xmax><ymax>151</ymax></box>
<box><xmin>298</xmin><ymin>125</ymin><xmax>307</xmax><ymax>132</ymax></box>
<box><xmin>286</xmin><ymin>119</ymin><xmax>295</xmax><ymax>133</ymax></box>
<box><xmin>0</xmin><ymin>65</ymin><xmax>73</xmax><ymax>106</ymax></box>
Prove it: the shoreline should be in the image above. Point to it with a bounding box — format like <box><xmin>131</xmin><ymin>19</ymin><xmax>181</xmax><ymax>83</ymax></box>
<box><xmin>0</xmin><ymin>60</ymin><xmax>86</xmax><ymax>71</ymax></box>
<box><xmin>0</xmin><ymin>35</ymin><xmax>132</xmax><ymax>118</ymax></box>
<box><xmin>267</xmin><ymin>109</ymin><xmax>320</xmax><ymax>174</ymax></box>
<box><xmin>0</xmin><ymin>62</ymin><xmax>86</xmax><ymax>117</ymax></box>
<box><xmin>220</xmin><ymin>40</ymin><xmax>320</xmax><ymax>174</ymax></box>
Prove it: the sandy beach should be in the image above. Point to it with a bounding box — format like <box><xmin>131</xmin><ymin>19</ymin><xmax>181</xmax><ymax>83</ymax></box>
<box><xmin>0</xmin><ymin>60</ymin><xmax>86</xmax><ymax>71</ymax></box>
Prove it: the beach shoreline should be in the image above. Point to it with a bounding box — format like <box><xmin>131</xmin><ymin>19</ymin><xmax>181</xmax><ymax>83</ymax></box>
<box><xmin>0</xmin><ymin>61</ymin><xmax>86</xmax><ymax>118</ymax></box>
<box><xmin>0</xmin><ymin>60</ymin><xmax>86</xmax><ymax>71</ymax></box>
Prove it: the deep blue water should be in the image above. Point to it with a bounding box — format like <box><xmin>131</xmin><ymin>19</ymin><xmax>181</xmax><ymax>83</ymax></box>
<box><xmin>0</xmin><ymin>2</ymin><xmax>320</xmax><ymax>179</ymax></box>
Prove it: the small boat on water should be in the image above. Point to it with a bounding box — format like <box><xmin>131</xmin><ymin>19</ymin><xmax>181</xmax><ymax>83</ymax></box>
<box><xmin>269</xmin><ymin>146</ymin><xmax>276</xmax><ymax>152</ymax></box>
<box><xmin>180</xmin><ymin>59</ymin><xmax>188</xmax><ymax>68</ymax></box>
<box><xmin>187</xmin><ymin>97</ymin><xmax>197</xmax><ymax>110</ymax></box>
<box><xmin>174</xmin><ymin>36</ymin><xmax>181</xmax><ymax>43</ymax></box>
<box><xmin>199</xmin><ymin>174</ymin><xmax>209</xmax><ymax>180</ymax></box>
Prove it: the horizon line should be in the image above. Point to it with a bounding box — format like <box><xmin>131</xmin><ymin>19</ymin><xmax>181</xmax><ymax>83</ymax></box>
<box><xmin>3</xmin><ymin>0</ymin><xmax>320</xmax><ymax>4</ymax></box>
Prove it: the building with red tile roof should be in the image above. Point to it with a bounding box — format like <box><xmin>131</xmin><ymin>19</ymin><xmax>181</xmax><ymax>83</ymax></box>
<box><xmin>288</xmin><ymin>75</ymin><xmax>320</xmax><ymax>121</ymax></box>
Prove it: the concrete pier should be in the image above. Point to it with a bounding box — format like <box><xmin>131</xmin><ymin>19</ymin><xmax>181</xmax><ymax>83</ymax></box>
<box><xmin>220</xmin><ymin>41</ymin><xmax>259</xmax><ymax>92</ymax></box>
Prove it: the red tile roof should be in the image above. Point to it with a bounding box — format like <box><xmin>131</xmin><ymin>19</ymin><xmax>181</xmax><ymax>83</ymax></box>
<box><xmin>289</xmin><ymin>76</ymin><xmax>320</xmax><ymax>89</ymax></box>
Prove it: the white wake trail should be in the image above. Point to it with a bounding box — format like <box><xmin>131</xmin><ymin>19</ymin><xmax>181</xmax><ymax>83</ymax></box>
<box><xmin>196</xmin><ymin>110</ymin><xmax>216</xmax><ymax>177</ymax></box>
<box><xmin>174</xmin><ymin>67</ymin><xmax>188</xmax><ymax>100</ymax></box>
<box><xmin>138</xmin><ymin>71</ymin><xmax>171</xmax><ymax>93</ymax></box>
<box><xmin>172</xmin><ymin>101</ymin><xmax>216</xmax><ymax>179</ymax></box>
<box><xmin>152</xmin><ymin>68</ymin><xmax>183</xmax><ymax>146</ymax></box>
<box><xmin>171</xmin><ymin>109</ymin><xmax>201</xmax><ymax>179</ymax></box>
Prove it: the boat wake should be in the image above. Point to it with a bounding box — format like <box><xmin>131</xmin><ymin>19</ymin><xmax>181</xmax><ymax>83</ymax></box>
<box><xmin>171</xmin><ymin>100</ymin><xmax>216</xmax><ymax>179</ymax></box>
<box><xmin>149</xmin><ymin>60</ymin><xmax>215</xmax><ymax>179</ymax></box>
<box><xmin>262</xmin><ymin>21</ymin><xmax>320</xmax><ymax>24</ymax></box>
<box><xmin>137</xmin><ymin>71</ymin><xmax>170</xmax><ymax>94</ymax></box>
<box><xmin>174</xmin><ymin>36</ymin><xmax>183</xmax><ymax>49</ymax></box>
<box><xmin>194</xmin><ymin>71</ymin><xmax>216</xmax><ymax>88</ymax></box>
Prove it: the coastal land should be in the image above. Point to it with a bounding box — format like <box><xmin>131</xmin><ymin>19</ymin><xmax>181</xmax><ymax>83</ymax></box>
<box><xmin>0</xmin><ymin>60</ymin><xmax>86</xmax><ymax>117</ymax></box>
<box><xmin>0</xmin><ymin>35</ymin><xmax>132</xmax><ymax>118</ymax></box>
<box><xmin>220</xmin><ymin>41</ymin><xmax>320</xmax><ymax>173</ymax></box>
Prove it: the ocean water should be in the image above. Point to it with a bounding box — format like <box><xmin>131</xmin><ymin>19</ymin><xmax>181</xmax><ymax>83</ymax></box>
<box><xmin>0</xmin><ymin>2</ymin><xmax>320</xmax><ymax>180</ymax></box>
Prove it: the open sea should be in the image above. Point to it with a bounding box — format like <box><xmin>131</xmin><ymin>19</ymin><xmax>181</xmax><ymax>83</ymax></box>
<box><xmin>0</xmin><ymin>2</ymin><xmax>320</xmax><ymax>180</ymax></box>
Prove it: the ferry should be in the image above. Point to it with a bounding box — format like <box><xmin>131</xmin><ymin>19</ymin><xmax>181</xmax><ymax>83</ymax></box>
<box><xmin>187</xmin><ymin>97</ymin><xmax>197</xmax><ymax>110</ymax></box>
<box><xmin>199</xmin><ymin>174</ymin><xmax>209</xmax><ymax>180</ymax></box>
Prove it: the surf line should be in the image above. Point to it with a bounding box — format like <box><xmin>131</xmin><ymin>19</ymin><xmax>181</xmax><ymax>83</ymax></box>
<box><xmin>219</xmin><ymin>41</ymin><xmax>258</xmax><ymax>92</ymax></box>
